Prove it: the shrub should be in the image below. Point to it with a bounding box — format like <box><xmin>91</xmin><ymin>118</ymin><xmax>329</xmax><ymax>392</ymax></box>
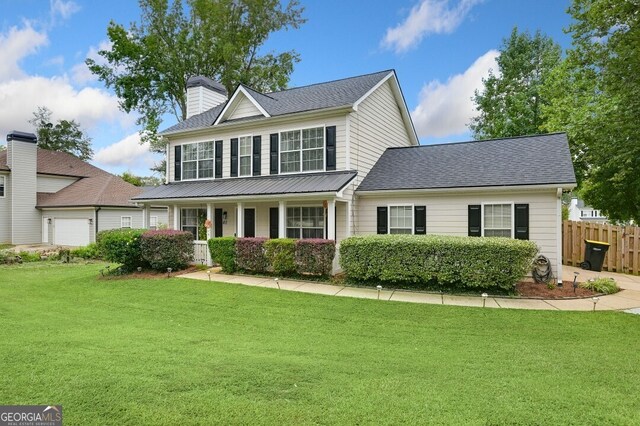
<box><xmin>580</xmin><ymin>277</ymin><xmax>619</xmax><ymax>294</ymax></box>
<box><xmin>96</xmin><ymin>228</ymin><xmax>147</xmax><ymax>271</ymax></box>
<box><xmin>140</xmin><ymin>230</ymin><xmax>194</xmax><ymax>271</ymax></box>
<box><xmin>339</xmin><ymin>234</ymin><xmax>538</xmax><ymax>291</ymax></box>
<box><xmin>208</xmin><ymin>237</ymin><xmax>236</xmax><ymax>273</ymax></box>
<box><xmin>17</xmin><ymin>251</ymin><xmax>42</xmax><ymax>262</ymax></box>
<box><xmin>295</xmin><ymin>239</ymin><xmax>336</xmax><ymax>276</ymax></box>
<box><xmin>265</xmin><ymin>239</ymin><xmax>296</xmax><ymax>276</ymax></box>
<box><xmin>70</xmin><ymin>243</ymin><xmax>101</xmax><ymax>260</ymax></box>
<box><xmin>235</xmin><ymin>238</ymin><xmax>268</xmax><ymax>273</ymax></box>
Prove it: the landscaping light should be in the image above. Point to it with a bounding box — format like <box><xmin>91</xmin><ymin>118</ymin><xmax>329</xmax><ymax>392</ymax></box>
<box><xmin>376</xmin><ymin>285</ymin><xmax>382</xmax><ymax>300</ymax></box>
<box><xmin>207</xmin><ymin>270</ymin><xmax>211</xmax><ymax>282</ymax></box>
<box><xmin>573</xmin><ymin>272</ymin><xmax>580</xmax><ymax>294</ymax></box>
<box><xmin>274</xmin><ymin>277</ymin><xmax>280</xmax><ymax>289</ymax></box>
<box><xmin>137</xmin><ymin>267</ymin><xmax>142</xmax><ymax>273</ymax></box>
<box><xmin>592</xmin><ymin>296</ymin><xmax>599</xmax><ymax>312</ymax></box>
<box><xmin>482</xmin><ymin>293</ymin><xmax>488</xmax><ymax>308</ymax></box>
<box><xmin>167</xmin><ymin>267</ymin><xmax>172</xmax><ymax>278</ymax></box>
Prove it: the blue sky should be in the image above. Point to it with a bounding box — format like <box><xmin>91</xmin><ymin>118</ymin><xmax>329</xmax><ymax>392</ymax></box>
<box><xmin>0</xmin><ymin>0</ymin><xmax>572</xmax><ymax>177</ymax></box>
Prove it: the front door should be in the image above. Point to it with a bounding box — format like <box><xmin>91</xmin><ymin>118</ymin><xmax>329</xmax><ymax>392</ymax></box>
<box><xmin>244</xmin><ymin>208</ymin><xmax>255</xmax><ymax>238</ymax></box>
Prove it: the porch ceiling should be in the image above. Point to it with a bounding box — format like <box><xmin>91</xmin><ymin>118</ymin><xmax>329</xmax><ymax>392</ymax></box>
<box><xmin>132</xmin><ymin>170</ymin><xmax>357</xmax><ymax>201</ymax></box>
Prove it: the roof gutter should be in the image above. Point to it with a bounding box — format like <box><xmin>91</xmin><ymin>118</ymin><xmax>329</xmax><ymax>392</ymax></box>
<box><xmin>356</xmin><ymin>183</ymin><xmax>577</xmax><ymax>196</ymax></box>
<box><xmin>132</xmin><ymin>191</ymin><xmax>343</xmax><ymax>204</ymax></box>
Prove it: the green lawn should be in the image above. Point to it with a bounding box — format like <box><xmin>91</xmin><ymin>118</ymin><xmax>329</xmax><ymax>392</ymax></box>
<box><xmin>1</xmin><ymin>263</ymin><xmax>639</xmax><ymax>425</ymax></box>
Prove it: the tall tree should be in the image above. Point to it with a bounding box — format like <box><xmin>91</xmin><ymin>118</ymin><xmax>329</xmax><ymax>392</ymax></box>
<box><xmin>87</xmin><ymin>0</ymin><xmax>305</xmax><ymax>152</ymax></box>
<box><xmin>470</xmin><ymin>27</ymin><xmax>562</xmax><ymax>139</ymax></box>
<box><xmin>542</xmin><ymin>0</ymin><xmax>640</xmax><ymax>223</ymax></box>
<box><xmin>29</xmin><ymin>107</ymin><xmax>93</xmax><ymax>161</ymax></box>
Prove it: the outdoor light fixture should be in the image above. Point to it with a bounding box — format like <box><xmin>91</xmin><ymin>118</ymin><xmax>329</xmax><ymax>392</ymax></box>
<box><xmin>167</xmin><ymin>267</ymin><xmax>172</xmax><ymax>278</ymax></box>
<box><xmin>88</xmin><ymin>218</ymin><xmax>93</xmax><ymax>225</ymax></box>
<box><xmin>207</xmin><ymin>270</ymin><xmax>211</xmax><ymax>282</ymax></box>
<box><xmin>377</xmin><ymin>285</ymin><xmax>382</xmax><ymax>300</ymax></box>
<box><xmin>222</xmin><ymin>211</ymin><xmax>228</xmax><ymax>224</ymax></box>
<box><xmin>274</xmin><ymin>277</ymin><xmax>280</xmax><ymax>289</ymax></box>
<box><xmin>573</xmin><ymin>272</ymin><xmax>580</xmax><ymax>294</ymax></box>
<box><xmin>482</xmin><ymin>293</ymin><xmax>489</xmax><ymax>308</ymax></box>
<box><xmin>47</xmin><ymin>218</ymin><xmax>52</xmax><ymax>224</ymax></box>
<box><xmin>592</xmin><ymin>296</ymin><xmax>600</xmax><ymax>311</ymax></box>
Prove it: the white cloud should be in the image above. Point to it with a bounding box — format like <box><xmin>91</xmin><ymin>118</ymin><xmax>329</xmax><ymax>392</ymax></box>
<box><xmin>411</xmin><ymin>49</ymin><xmax>499</xmax><ymax>138</ymax></box>
<box><xmin>94</xmin><ymin>133</ymin><xmax>157</xmax><ymax>169</ymax></box>
<box><xmin>0</xmin><ymin>24</ymin><xmax>48</xmax><ymax>80</ymax></box>
<box><xmin>71</xmin><ymin>40</ymin><xmax>112</xmax><ymax>85</ymax></box>
<box><xmin>382</xmin><ymin>0</ymin><xmax>482</xmax><ymax>53</ymax></box>
<box><xmin>50</xmin><ymin>0</ymin><xmax>80</xmax><ymax>22</ymax></box>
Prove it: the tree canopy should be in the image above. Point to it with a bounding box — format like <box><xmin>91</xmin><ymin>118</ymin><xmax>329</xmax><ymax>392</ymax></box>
<box><xmin>29</xmin><ymin>106</ymin><xmax>93</xmax><ymax>161</ymax></box>
<box><xmin>87</xmin><ymin>0</ymin><xmax>305</xmax><ymax>152</ymax></box>
<box><xmin>470</xmin><ymin>27</ymin><xmax>562</xmax><ymax>139</ymax></box>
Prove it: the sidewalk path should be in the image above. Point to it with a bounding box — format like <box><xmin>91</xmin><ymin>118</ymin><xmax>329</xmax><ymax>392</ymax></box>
<box><xmin>179</xmin><ymin>266</ymin><xmax>640</xmax><ymax>312</ymax></box>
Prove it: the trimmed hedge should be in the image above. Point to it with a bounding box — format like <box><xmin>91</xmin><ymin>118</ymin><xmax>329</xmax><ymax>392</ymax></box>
<box><xmin>265</xmin><ymin>239</ymin><xmax>296</xmax><ymax>276</ymax></box>
<box><xmin>208</xmin><ymin>237</ymin><xmax>236</xmax><ymax>273</ymax></box>
<box><xmin>295</xmin><ymin>239</ymin><xmax>336</xmax><ymax>276</ymax></box>
<box><xmin>339</xmin><ymin>235</ymin><xmax>538</xmax><ymax>291</ymax></box>
<box><xmin>140</xmin><ymin>230</ymin><xmax>194</xmax><ymax>271</ymax></box>
<box><xmin>96</xmin><ymin>228</ymin><xmax>147</xmax><ymax>270</ymax></box>
<box><xmin>236</xmin><ymin>237</ymin><xmax>269</xmax><ymax>273</ymax></box>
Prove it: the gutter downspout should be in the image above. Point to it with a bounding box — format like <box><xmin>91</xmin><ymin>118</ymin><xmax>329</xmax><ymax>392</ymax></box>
<box><xmin>95</xmin><ymin>207</ymin><xmax>101</xmax><ymax>242</ymax></box>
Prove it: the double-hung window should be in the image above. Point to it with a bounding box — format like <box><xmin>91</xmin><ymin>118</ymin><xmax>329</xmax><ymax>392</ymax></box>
<box><xmin>181</xmin><ymin>208</ymin><xmax>207</xmax><ymax>240</ymax></box>
<box><xmin>182</xmin><ymin>141</ymin><xmax>214</xmax><ymax>180</ymax></box>
<box><xmin>239</xmin><ymin>136</ymin><xmax>252</xmax><ymax>176</ymax></box>
<box><xmin>389</xmin><ymin>205</ymin><xmax>413</xmax><ymax>234</ymax></box>
<box><xmin>0</xmin><ymin>176</ymin><xmax>4</xmax><ymax>197</ymax></box>
<box><xmin>121</xmin><ymin>216</ymin><xmax>132</xmax><ymax>228</ymax></box>
<box><xmin>149</xmin><ymin>216</ymin><xmax>158</xmax><ymax>230</ymax></box>
<box><xmin>280</xmin><ymin>127</ymin><xmax>324</xmax><ymax>173</ymax></box>
<box><xmin>286</xmin><ymin>207</ymin><xmax>324</xmax><ymax>239</ymax></box>
<box><xmin>483</xmin><ymin>204</ymin><xmax>512</xmax><ymax>237</ymax></box>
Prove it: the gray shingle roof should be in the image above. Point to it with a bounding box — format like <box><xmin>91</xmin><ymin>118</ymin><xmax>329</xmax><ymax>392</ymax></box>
<box><xmin>357</xmin><ymin>133</ymin><xmax>576</xmax><ymax>192</ymax></box>
<box><xmin>162</xmin><ymin>70</ymin><xmax>392</xmax><ymax>134</ymax></box>
<box><xmin>132</xmin><ymin>170</ymin><xmax>357</xmax><ymax>201</ymax></box>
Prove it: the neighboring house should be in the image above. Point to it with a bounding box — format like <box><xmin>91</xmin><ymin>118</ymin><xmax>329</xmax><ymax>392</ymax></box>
<box><xmin>133</xmin><ymin>70</ymin><xmax>576</xmax><ymax>282</ymax></box>
<box><xmin>568</xmin><ymin>197</ymin><xmax>608</xmax><ymax>223</ymax></box>
<box><xmin>0</xmin><ymin>132</ymin><xmax>168</xmax><ymax>246</ymax></box>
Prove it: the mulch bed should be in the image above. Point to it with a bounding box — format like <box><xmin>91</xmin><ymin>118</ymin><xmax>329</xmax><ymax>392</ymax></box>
<box><xmin>516</xmin><ymin>280</ymin><xmax>599</xmax><ymax>299</ymax></box>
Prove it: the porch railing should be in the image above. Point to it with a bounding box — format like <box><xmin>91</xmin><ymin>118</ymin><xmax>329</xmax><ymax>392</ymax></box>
<box><xmin>193</xmin><ymin>240</ymin><xmax>212</xmax><ymax>266</ymax></box>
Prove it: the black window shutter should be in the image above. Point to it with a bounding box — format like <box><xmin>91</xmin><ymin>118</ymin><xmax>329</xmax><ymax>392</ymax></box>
<box><xmin>214</xmin><ymin>208</ymin><xmax>223</xmax><ymax>238</ymax></box>
<box><xmin>174</xmin><ymin>145</ymin><xmax>182</xmax><ymax>181</ymax></box>
<box><xmin>214</xmin><ymin>140</ymin><xmax>223</xmax><ymax>178</ymax></box>
<box><xmin>377</xmin><ymin>207</ymin><xmax>388</xmax><ymax>234</ymax></box>
<box><xmin>414</xmin><ymin>206</ymin><xmax>426</xmax><ymax>235</ymax></box>
<box><xmin>252</xmin><ymin>135</ymin><xmax>261</xmax><ymax>176</ymax></box>
<box><xmin>514</xmin><ymin>204</ymin><xmax>529</xmax><ymax>240</ymax></box>
<box><xmin>269</xmin><ymin>133</ymin><xmax>279</xmax><ymax>175</ymax></box>
<box><xmin>230</xmin><ymin>138</ymin><xmax>238</xmax><ymax>177</ymax></box>
<box><xmin>326</xmin><ymin>126</ymin><xmax>336</xmax><ymax>171</ymax></box>
<box><xmin>468</xmin><ymin>205</ymin><xmax>481</xmax><ymax>237</ymax></box>
<box><xmin>269</xmin><ymin>207</ymin><xmax>279</xmax><ymax>239</ymax></box>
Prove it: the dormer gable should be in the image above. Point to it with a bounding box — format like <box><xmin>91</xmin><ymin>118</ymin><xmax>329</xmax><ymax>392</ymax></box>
<box><xmin>214</xmin><ymin>85</ymin><xmax>271</xmax><ymax>125</ymax></box>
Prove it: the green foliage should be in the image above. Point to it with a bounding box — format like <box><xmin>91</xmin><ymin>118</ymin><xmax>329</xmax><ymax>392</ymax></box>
<box><xmin>264</xmin><ymin>238</ymin><xmax>296</xmax><ymax>276</ymax></box>
<box><xmin>120</xmin><ymin>172</ymin><xmax>144</xmax><ymax>186</ymax></box>
<box><xmin>542</xmin><ymin>0</ymin><xmax>640</xmax><ymax>222</ymax></box>
<box><xmin>96</xmin><ymin>229</ymin><xmax>147</xmax><ymax>271</ymax></box>
<box><xmin>86</xmin><ymin>0</ymin><xmax>305</xmax><ymax>151</ymax></box>
<box><xmin>235</xmin><ymin>238</ymin><xmax>269</xmax><ymax>273</ymax></box>
<box><xmin>340</xmin><ymin>235</ymin><xmax>538</xmax><ymax>291</ymax></box>
<box><xmin>140</xmin><ymin>230</ymin><xmax>194</xmax><ymax>271</ymax></box>
<box><xmin>580</xmin><ymin>277</ymin><xmax>619</xmax><ymax>295</ymax></box>
<box><xmin>70</xmin><ymin>243</ymin><xmax>101</xmax><ymax>260</ymax></box>
<box><xmin>29</xmin><ymin>106</ymin><xmax>93</xmax><ymax>160</ymax></box>
<box><xmin>208</xmin><ymin>237</ymin><xmax>236</xmax><ymax>273</ymax></box>
<box><xmin>17</xmin><ymin>251</ymin><xmax>41</xmax><ymax>263</ymax></box>
<box><xmin>562</xmin><ymin>204</ymin><xmax>569</xmax><ymax>221</ymax></box>
<box><xmin>295</xmin><ymin>239</ymin><xmax>335</xmax><ymax>276</ymax></box>
<box><xmin>470</xmin><ymin>27</ymin><xmax>562</xmax><ymax>139</ymax></box>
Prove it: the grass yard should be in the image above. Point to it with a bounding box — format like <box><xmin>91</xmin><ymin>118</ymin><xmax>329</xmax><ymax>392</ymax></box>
<box><xmin>1</xmin><ymin>263</ymin><xmax>639</xmax><ymax>425</ymax></box>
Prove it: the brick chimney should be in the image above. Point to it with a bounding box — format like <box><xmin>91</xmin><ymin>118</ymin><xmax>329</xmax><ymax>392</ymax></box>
<box><xmin>186</xmin><ymin>76</ymin><xmax>228</xmax><ymax>119</ymax></box>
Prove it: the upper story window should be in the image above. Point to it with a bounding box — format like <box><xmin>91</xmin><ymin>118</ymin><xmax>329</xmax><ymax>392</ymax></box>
<box><xmin>0</xmin><ymin>176</ymin><xmax>5</xmax><ymax>197</ymax></box>
<box><xmin>183</xmin><ymin>141</ymin><xmax>214</xmax><ymax>180</ymax></box>
<box><xmin>280</xmin><ymin>127</ymin><xmax>324</xmax><ymax>173</ymax></box>
<box><xmin>239</xmin><ymin>136</ymin><xmax>252</xmax><ymax>176</ymax></box>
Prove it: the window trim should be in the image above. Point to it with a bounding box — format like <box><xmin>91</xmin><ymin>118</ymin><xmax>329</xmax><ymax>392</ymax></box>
<box><xmin>120</xmin><ymin>216</ymin><xmax>132</xmax><ymax>229</ymax></box>
<box><xmin>178</xmin><ymin>140</ymin><xmax>215</xmax><ymax>181</ymax></box>
<box><xmin>387</xmin><ymin>203</ymin><xmax>414</xmax><ymax>235</ymax></box>
<box><xmin>285</xmin><ymin>205</ymin><xmax>325</xmax><ymax>239</ymax></box>
<box><xmin>278</xmin><ymin>124</ymin><xmax>326</xmax><ymax>175</ymax></box>
<box><xmin>149</xmin><ymin>215</ymin><xmax>158</xmax><ymax>230</ymax></box>
<box><xmin>237</xmin><ymin>134</ymin><xmax>253</xmax><ymax>177</ymax></box>
<box><xmin>481</xmin><ymin>202</ymin><xmax>514</xmax><ymax>238</ymax></box>
<box><xmin>180</xmin><ymin>207</ymin><xmax>207</xmax><ymax>241</ymax></box>
<box><xmin>0</xmin><ymin>175</ymin><xmax>5</xmax><ymax>198</ymax></box>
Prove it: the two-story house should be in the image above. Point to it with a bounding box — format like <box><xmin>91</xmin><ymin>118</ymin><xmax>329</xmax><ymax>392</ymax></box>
<box><xmin>134</xmin><ymin>70</ymin><xmax>576</xmax><ymax>282</ymax></box>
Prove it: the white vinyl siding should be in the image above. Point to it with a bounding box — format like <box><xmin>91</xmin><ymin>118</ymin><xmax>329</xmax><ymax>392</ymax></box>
<box><xmin>36</xmin><ymin>175</ymin><xmax>77</xmax><ymax>193</ymax></box>
<box><xmin>121</xmin><ymin>216</ymin><xmax>132</xmax><ymax>228</ymax></box>
<box><xmin>483</xmin><ymin>203</ymin><xmax>513</xmax><ymax>237</ymax></box>
<box><xmin>389</xmin><ymin>205</ymin><xmax>413</xmax><ymax>234</ymax></box>
<box><xmin>227</xmin><ymin>94</ymin><xmax>265</xmax><ymax>120</ymax></box>
<box><xmin>239</xmin><ymin>136</ymin><xmax>252</xmax><ymax>176</ymax></box>
<box><xmin>9</xmin><ymin>141</ymin><xmax>40</xmax><ymax>244</ymax></box>
<box><xmin>0</xmin><ymin>174</ymin><xmax>9</xmax><ymax>242</ymax></box>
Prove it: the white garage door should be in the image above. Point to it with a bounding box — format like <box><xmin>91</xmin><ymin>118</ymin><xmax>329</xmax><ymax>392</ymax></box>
<box><xmin>54</xmin><ymin>218</ymin><xmax>90</xmax><ymax>246</ymax></box>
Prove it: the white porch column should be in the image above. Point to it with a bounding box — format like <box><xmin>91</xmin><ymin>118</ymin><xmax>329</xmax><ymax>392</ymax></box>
<box><xmin>206</xmin><ymin>203</ymin><xmax>213</xmax><ymax>239</ymax></box>
<box><xmin>142</xmin><ymin>204</ymin><xmax>151</xmax><ymax>229</ymax></box>
<box><xmin>173</xmin><ymin>205</ymin><xmax>179</xmax><ymax>230</ymax></box>
<box><xmin>278</xmin><ymin>200</ymin><xmax>286</xmax><ymax>238</ymax></box>
<box><xmin>346</xmin><ymin>200</ymin><xmax>352</xmax><ymax>237</ymax></box>
<box><xmin>237</xmin><ymin>202</ymin><xmax>244</xmax><ymax>237</ymax></box>
<box><xmin>327</xmin><ymin>199</ymin><xmax>336</xmax><ymax>241</ymax></box>
<box><xmin>556</xmin><ymin>188</ymin><xmax>563</xmax><ymax>284</ymax></box>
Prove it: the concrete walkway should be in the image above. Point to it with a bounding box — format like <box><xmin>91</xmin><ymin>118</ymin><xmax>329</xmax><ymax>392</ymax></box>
<box><xmin>179</xmin><ymin>266</ymin><xmax>640</xmax><ymax>312</ymax></box>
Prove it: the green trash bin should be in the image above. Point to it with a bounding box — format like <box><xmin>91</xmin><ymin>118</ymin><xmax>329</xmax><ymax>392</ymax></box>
<box><xmin>580</xmin><ymin>240</ymin><xmax>610</xmax><ymax>272</ymax></box>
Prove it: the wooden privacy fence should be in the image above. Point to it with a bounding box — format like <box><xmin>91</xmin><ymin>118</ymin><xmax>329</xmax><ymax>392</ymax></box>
<box><xmin>563</xmin><ymin>220</ymin><xmax>640</xmax><ymax>275</ymax></box>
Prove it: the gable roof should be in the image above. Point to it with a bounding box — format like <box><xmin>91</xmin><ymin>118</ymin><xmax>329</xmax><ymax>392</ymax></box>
<box><xmin>357</xmin><ymin>133</ymin><xmax>577</xmax><ymax>192</ymax></box>
<box><xmin>161</xmin><ymin>70</ymin><xmax>401</xmax><ymax>134</ymax></box>
<box><xmin>0</xmin><ymin>148</ymin><xmax>145</xmax><ymax>208</ymax></box>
